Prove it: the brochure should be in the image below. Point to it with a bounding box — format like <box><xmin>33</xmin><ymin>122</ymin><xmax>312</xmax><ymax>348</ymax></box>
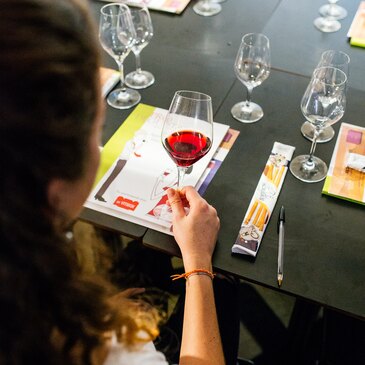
<box><xmin>347</xmin><ymin>1</ymin><xmax>365</xmax><ymax>47</ymax></box>
<box><xmin>322</xmin><ymin>123</ymin><xmax>365</xmax><ymax>204</ymax></box>
<box><xmin>100</xmin><ymin>67</ymin><xmax>119</xmax><ymax>97</ymax></box>
<box><xmin>84</xmin><ymin>104</ymin><xmax>235</xmax><ymax>235</ymax></box>
<box><xmin>100</xmin><ymin>0</ymin><xmax>191</xmax><ymax>14</ymax></box>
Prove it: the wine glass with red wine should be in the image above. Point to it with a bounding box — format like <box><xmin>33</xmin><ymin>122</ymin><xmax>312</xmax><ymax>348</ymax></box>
<box><xmin>161</xmin><ymin>90</ymin><xmax>213</xmax><ymax>190</ymax></box>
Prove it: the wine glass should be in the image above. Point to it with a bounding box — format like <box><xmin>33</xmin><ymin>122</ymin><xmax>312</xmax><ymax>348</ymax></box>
<box><xmin>290</xmin><ymin>67</ymin><xmax>347</xmax><ymax>183</ymax></box>
<box><xmin>193</xmin><ymin>0</ymin><xmax>222</xmax><ymax>17</ymax></box>
<box><xmin>161</xmin><ymin>91</ymin><xmax>213</xmax><ymax>190</ymax></box>
<box><xmin>99</xmin><ymin>3</ymin><xmax>141</xmax><ymax>109</ymax></box>
<box><xmin>301</xmin><ymin>50</ymin><xmax>350</xmax><ymax>143</ymax></box>
<box><xmin>231</xmin><ymin>33</ymin><xmax>270</xmax><ymax>123</ymax></box>
<box><xmin>314</xmin><ymin>1</ymin><xmax>342</xmax><ymax>33</ymax></box>
<box><xmin>319</xmin><ymin>0</ymin><xmax>347</xmax><ymax>20</ymax></box>
<box><xmin>124</xmin><ymin>4</ymin><xmax>155</xmax><ymax>89</ymax></box>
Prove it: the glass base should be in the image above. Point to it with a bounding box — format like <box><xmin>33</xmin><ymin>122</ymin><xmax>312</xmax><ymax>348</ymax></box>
<box><xmin>319</xmin><ymin>4</ymin><xmax>347</xmax><ymax>20</ymax></box>
<box><xmin>107</xmin><ymin>88</ymin><xmax>141</xmax><ymax>109</ymax></box>
<box><xmin>314</xmin><ymin>16</ymin><xmax>341</xmax><ymax>32</ymax></box>
<box><xmin>290</xmin><ymin>154</ymin><xmax>328</xmax><ymax>183</ymax></box>
<box><xmin>193</xmin><ymin>1</ymin><xmax>222</xmax><ymax>16</ymax></box>
<box><xmin>301</xmin><ymin>121</ymin><xmax>335</xmax><ymax>143</ymax></box>
<box><xmin>231</xmin><ymin>101</ymin><xmax>264</xmax><ymax>123</ymax></box>
<box><xmin>125</xmin><ymin>70</ymin><xmax>155</xmax><ymax>89</ymax></box>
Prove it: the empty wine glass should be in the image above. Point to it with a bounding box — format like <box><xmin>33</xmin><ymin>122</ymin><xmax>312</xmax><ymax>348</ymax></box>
<box><xmin>231</xmin><ymin>33</ymin><xmax>270</xmax><ymax>123</ymax></box>
<box><xmin>193</xmin><ymin>0</ymin><xmax>222</xmax><ymax>17</ymax></box>
<box><xmin>319</xmin><ymin>0</ymin><xmax>347</xmax><ymax>20</ymax></box>
<box><xmin>290</xmin><ymin>67</ymin><xmax>347</xmax><ymax>183</ymax></box>
<box><xmin>161</xmin><ymin>91</ymin><xmax>213</xmax><ymax>190</ymax></box>
<box><xmin>125</xmin><ymin>4</ymin><xmax>155</xmax><ymax>89</ymax></box>
<box><xmin>301</xmin><ymin>50</ymin><xmax>350</xmax><ymax>143</ymax></box>
<box><xmin>314</xmin><ymin>1</ymin><xmax>342</xmax><ymax>33</ymax></box>
<box><xmin>99</xmin><ymin>3</ymin><xmax>141</xmax><ymax>109</ymax></box>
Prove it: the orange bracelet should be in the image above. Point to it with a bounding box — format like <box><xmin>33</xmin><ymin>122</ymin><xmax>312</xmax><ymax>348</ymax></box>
<box><xmin>171</xmin><ymin>269</ymin><xmax>215</xmax><ymax>281</ymax></box>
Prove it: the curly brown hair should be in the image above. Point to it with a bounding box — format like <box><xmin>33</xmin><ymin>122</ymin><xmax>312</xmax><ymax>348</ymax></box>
<box><xmin>0</xmin><ymin>1</ymin><xmax>158</xmax><ymax>364</ymax></box>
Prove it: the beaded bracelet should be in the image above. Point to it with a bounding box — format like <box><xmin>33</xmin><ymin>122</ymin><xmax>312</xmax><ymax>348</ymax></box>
<box><xmin>171</xmin><ymin>269</ymin><xmax>215</xmax><ymax>281</ymax></box>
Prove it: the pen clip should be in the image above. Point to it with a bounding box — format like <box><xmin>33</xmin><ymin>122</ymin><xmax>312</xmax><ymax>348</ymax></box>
<box><xmin>277</xmin><ymin>205</ymin><xmax>285</xmax><ymax>234</ymax></box>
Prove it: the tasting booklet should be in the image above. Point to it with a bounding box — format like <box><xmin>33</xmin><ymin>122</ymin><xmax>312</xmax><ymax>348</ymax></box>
<box><xmin>84</xmin><ymin>104</ymin><xmax>233</xmax><ymax>235</ymax></box>
<box><xmin>347</xmin><ymin>1</ymin><xmax>365</xmax><ymax>47</ymax></box>
<box><xmin>100</xmin><ymin>67</ymin><xmax>120</xmax><ymax>97</ymax></box>
<box><xmin>99</xmin><ymin>0</ymin><xmax>191</xmax><ymax>14</ymax></box>
<box><xmin>322</xmin><ymin>123</ymin><xmax>365</xmax><ymax>205</ymax></box>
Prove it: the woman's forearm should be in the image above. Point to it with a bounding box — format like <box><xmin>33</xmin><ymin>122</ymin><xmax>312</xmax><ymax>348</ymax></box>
<box><xmin>179</xmin><ymin>272</ymin><xmax>225</xmax><ymax>365</ymax></box>
<box><xmin>165</xmin><ymin>187</ymin><xmax>223</xmax><ymax>365</ymax></box>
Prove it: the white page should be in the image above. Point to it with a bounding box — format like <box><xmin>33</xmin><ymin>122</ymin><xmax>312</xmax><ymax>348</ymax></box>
<box><xmin>86</xmin><ymin>107</ymin><xmax>229</xmax><ymax>233</ymax></box>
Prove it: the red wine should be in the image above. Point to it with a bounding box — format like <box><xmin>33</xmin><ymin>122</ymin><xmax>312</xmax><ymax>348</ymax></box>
<box><xmin>164</xmin><ymin>130</ymin><xmax>212</xmax><ymax>167</ymax></box>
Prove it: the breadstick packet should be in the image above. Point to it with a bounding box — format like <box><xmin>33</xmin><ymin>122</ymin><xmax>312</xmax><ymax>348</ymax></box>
<box><xmin>232</xmin><ymin>142</ymin><xmax>295</xmax><ymax>257</ymax></box>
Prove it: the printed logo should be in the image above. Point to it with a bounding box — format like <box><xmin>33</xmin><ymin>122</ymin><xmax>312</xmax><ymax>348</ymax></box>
<box><xmin>113</xmin><ymin>196</ymin><xmax>139</xmax><ymax>211</ymax></box>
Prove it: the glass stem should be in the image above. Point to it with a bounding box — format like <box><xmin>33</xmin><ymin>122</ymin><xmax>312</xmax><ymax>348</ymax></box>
<box><xmin>328</xmin><ymin>3</ymin><xmax>335</xmax><ymax>17</ymax></box>
<box><xmin>117</xmin><ymin>61</ymin><xmax>126</xmax><ymax>91</ymax></box>
<box><xmin>246</xmin><ymin>86</ymin><xmax>253</xmax><ymax>107</ymax></box>
<box><xmin>202</xmin><ymin>0</ymin><xmax>211</xmax><ymax>10</ymax></box>
<box><xmin>177</xmin><ymin>166</ymin><xmax>188</xmax><ymax>190</ymax></box>
<box><xmin>307</xmin><ymin>128</ymin><xmax>320</xmax><ymax>164</ymax></box>
<box><xmin>135</xmin><ymin>52</ymin><xmax>142</xmax><ymax>74</ymax></box>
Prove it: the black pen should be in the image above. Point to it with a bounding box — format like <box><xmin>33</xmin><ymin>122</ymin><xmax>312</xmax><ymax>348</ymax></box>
<box><xmin>277</xmin><ymin>206</ymin><xmax>285</xmax><ymax>287</ymax></box>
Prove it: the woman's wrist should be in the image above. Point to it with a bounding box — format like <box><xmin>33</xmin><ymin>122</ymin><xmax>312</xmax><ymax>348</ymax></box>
<box><xmin>171</xmin><ymin>268</ymin><xmax>215</xmax><ymax>281</ymax></box>
<box><xmin>185</xmin><ymin>271</ymin><xmax>214</xmax><ymax>282</ymax></box>
<box><xmin>182</xmin><ymin>255</ymin><xmax>212</xmax><ymax>272</ymax></box>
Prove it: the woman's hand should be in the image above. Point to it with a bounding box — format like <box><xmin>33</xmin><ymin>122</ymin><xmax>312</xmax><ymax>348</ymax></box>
<box><xmin>166</xmin><ymin>186</ymin><xmax>220</xmax><ymax>271</ymax></box>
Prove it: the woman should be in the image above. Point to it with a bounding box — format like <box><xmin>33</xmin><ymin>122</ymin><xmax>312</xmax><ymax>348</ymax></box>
<box><xmin>0</xmin><ymin>0</ymin><xmax>224</xmax><ymax>364</ymax></box>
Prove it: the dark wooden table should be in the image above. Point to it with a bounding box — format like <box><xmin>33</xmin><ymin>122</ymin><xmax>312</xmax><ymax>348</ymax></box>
<box><xmin>81</xmin><ymin>0</ymin><xmax>280</xmax><ymax>237</ymax></box>
<box><xmin>262</xmin><ymin>0</ymin><xmax>365</xmax><ymax>91</ymax></box>
<box><xmin>144</xmin><ymin>69</ymin><xmax>365</xmax><ymax>319</ymax></box>
<box><xmin>82</xmin><ymin>0</ymin><xmax>365</xmax><ymax>319</ymax></box>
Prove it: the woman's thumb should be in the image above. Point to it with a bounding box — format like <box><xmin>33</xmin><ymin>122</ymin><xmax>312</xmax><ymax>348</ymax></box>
<box><xmin>166</xmin><ymin>188</ymin><xmax>185</xmax><ymax>218</ymax></box>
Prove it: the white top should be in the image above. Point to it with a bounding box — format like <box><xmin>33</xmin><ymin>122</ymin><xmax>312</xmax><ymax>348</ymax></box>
<box><xmin>104</xmin><ymin>336</ymin><xmax>169</xmax><ymax>365</ymax></box>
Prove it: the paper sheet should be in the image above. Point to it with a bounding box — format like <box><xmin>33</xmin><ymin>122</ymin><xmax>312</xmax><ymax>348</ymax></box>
<box><xmin>99</xmin><ymin>0</ymin><xmax>191</xmax><ymax>14</ymax></box>
<box><xmin>84</xmin><ymin>104</ymin><xmax>232</xmax><ymax>235</ymax></box>
<box><xmin>323</xmin><ymin>123</ymin><xmax>365</xmax><ymax>204</ymax></box>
